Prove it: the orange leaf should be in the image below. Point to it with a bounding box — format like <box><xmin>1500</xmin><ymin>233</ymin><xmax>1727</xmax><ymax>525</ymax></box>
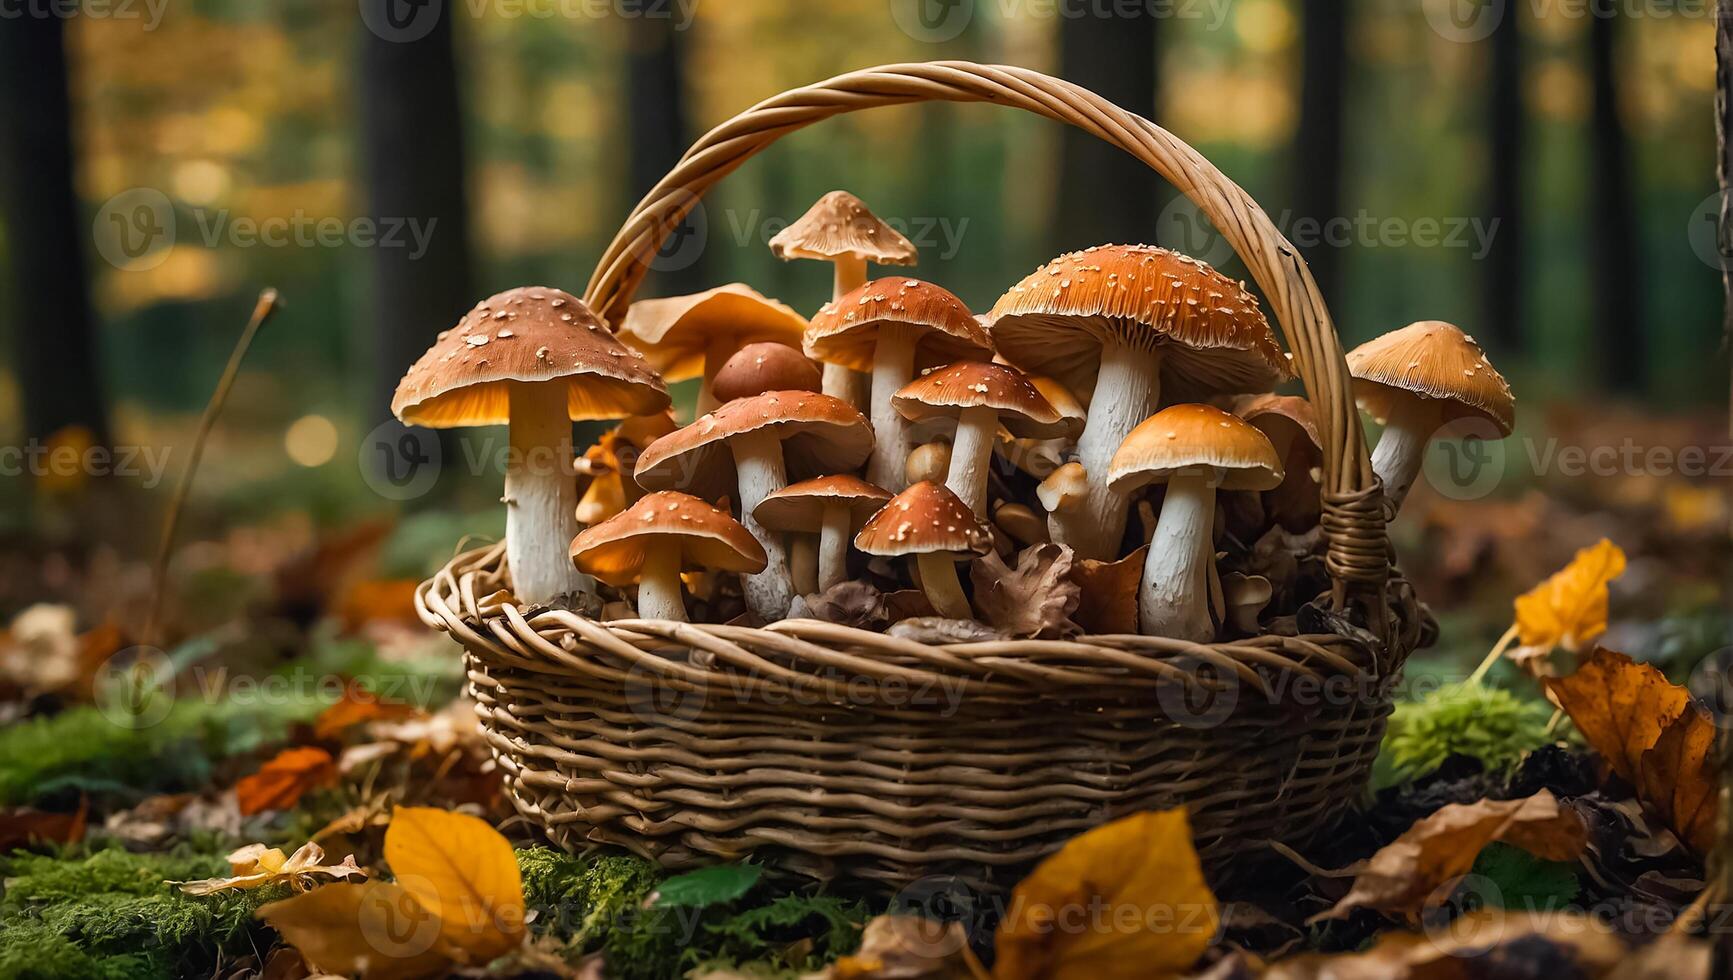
<box><xmin>1512</xmin><ymin>538</ymin><xmax>1625</xmax><ymax>667</ymax></box>
<box><xmin>1639</xmin><ymin>706</ymin><xmax>1718</xmax><ymax>854</ymax></box>
<box><xmin>1312</xmin><ymin>790</ymin><xmax>1588</xmax><ymax>924</ymax></box>
<box><xmin>236</xmin><ymin>747</ymin><xmax>338</xmax><ymax>815</ymax></box>
<box><xmin>257</xmin><ymin>881</ymin><xmax>451</xmax><ymax>980</ymax></box>
<box><xmin>335</xmin><ymin>579</ymin><xmax>424</xmax><ymax>633</ymax></box>
<box><xmin>995</xmin><ymin>809</ymin><xmax>1218</xmax><ymax>980</ymax></box>
<box><xmin>0</xmin><ymin>796</ymin><xmax>86</xmax><ymax>852</ymax></box>
<box><xmin>384</xmin><ymin>806</ymin><xmax>525</xmax><ymax>964</ymax></box>
<box><xmin>314</xmin><ymin>684</ymin><xmax>424</xmax><ymax>740</ymax></box>
<box><xmin>1070</xmin><ymin>546</ymin><xmax>1146</xmax><ymax>635</ymax></box>
<box><xmin>1268</xmin><ymin>909</ymin><xmax>1628</xmax><ymax>979</ymax></box>
<box><xmin>1544</xmin><ymin>648</ymin><xmax>1690</xmax><ymax>785</ymax></box>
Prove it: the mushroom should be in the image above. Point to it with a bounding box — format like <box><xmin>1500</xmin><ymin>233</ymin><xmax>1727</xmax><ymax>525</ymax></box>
<box><xmin>990</xmin><ymin>245</ymin><xmax>1290</xmax><ymax>560</ymax></box>
<box><xmin>569</xmin><ymin>491</ymin><xmax>766</xmax><ymax>623</ymax></box>
<box><xmin>1233</xmin><ymin>394</ymin><xmax>1324</xmax><ymax>533</ymax></box>
<box><xmin>1037</xmin><ymin>461</ymin><xmax>1088</xmax><ymax>515</ymax></box>
<box><xmin>576</xmin><ymin>410</ymin><xmax>680</xmax><ymax>522</ymax></box>
<box><xmin>855</xmin><ymin>481</ymin><xmax>993</xmax><ymax>621</ymax></box>
<box><xmin>906</xmin><ymin>441</ymin><xmax>952</xmax><ymax>486</ymax></box>
<box><xmin>806</xmin><ymin>278</ymin><xmax>992</xmax><ymax>491</ymax></box>
<box><xmin>998</xmin><ymin>374</ymin><xmax>1087</xmax><ymax>479</ymax></box>
<box><xmin>1346</xmin><ymin>320</ymin><xmax>1516</xmax><ymax>513</ymax></box>
<box><xmin>635</xmin><ymin>391</ymin><xmax>872</xmax><ymax>621</ymax></box>
<box><xmin>391</xmin><ymin>286</ymin><xmax>669</xmax><ymax>605</ymax></box>
<box><xmin>892</xmin><ymin>361</ymin><xmax>1076</xmax><ymax>516</ymax></box>
<box><xmin>1222</xmin><ymin>573</ymin><xmax>1273</xmax><ymax>635</ymax></box>
<box><xmin>754</xmin><ymin>475</ymin><xmax>892</xmax><ymax>593</ymax></box>
<box><xmin>992</xmin><ymin>502</ymin><xmax>1049</xmax><ymax>547</ymax></box>
<box><xmin>769</xmin><ymin>191</ymin><xmax>918</xmax><ymax>410</ymax></box>
<box><xmin>617</xmin><ymin>283</ymin><xmax>809</xmax><ymax>413</ymax></box>
<box><xmin>1108</xmin><ymin>404</ymin><xmax>1283</xmax><ymax>642</ymax></box>
<box><xmin>711</xmin><ymin>342</ymin><xmax>821</xmax><ymax>402</ymax></box>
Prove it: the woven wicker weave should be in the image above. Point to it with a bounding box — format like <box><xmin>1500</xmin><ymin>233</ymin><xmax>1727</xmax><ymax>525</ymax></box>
<box><xmin>416</xmin><ymin>61</ymin><xmax>1427</xmax><ymax>887</ymax></box>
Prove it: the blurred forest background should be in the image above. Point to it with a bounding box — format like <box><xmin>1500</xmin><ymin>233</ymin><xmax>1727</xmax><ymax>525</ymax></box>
<box><xmin>0</xmin><ymin>0</ymin><xmax>1727</xmax><ymax>663</ymax></box>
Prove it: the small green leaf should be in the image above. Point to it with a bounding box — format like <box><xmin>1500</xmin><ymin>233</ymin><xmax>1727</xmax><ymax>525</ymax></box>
<box><xmin>1470</xmin><ymin>842</ymin><xmax>1580</xmax><ymax>910</ymax></box>
<box><xmin>650</xmin><ymin>863</ymin><xmax>763</xmax><ymax>909</ymax></box>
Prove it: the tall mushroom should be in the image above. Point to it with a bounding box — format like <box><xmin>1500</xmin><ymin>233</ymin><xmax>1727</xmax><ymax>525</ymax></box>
<box><xmin>754</xmin><ymin>475</ymin><xmax>892</xmax><ymax>593</ymax></box>
<box><xmin>392</xmin><ymin>286</ymin><xmax>669</xmax><ymax>605</ymax></box>
<box><xmin>569</xmin><ymin>491</ymin><xmax>766</xmax><ymax>623</ymax></box>
<box><xmin>634</xmin><ymin>391</ymin><xmax>872</xmax><ymax>621</ymax></box>
<box><xmin>617</xmin><ymin>283</ymin><xmax>809</xmax><ymax>413</ymax></box>
<box><xmin>710</xmin><ymin>342</ymin><xmax>821</xmax><ymax>402</ymax></box>
<box><xmin>990</xmin><ymin>244</ymin><xmax>1290</xmax><ymax>560</ymax></box>
<box><xmin>769</xmin><ymin>191</ymin><xmax>918</xmax><ymax>410</ymax></box>
<box><xmin>805</xmin><ymin>278</ymin><xmax>992</xmax><ymax>491</ymax></box>
<box><xmin>1108</xmin><ymin>404</ymin><xmax>1283</xmax><ymax>642</ymax></box>
<box><xmin>855</xmin><ymin>481</ymin><xmax>993</xmax><ymax>621</ymax></box>
<box><xmin>892</xmin><ymin>361</ymin><xmax>1075</xmax><ymax>516</ymax></box>
<box><xmin>1346</xmin><ymin>320</ymin><xmax>1515</xmax><ymax>513</ymax></box>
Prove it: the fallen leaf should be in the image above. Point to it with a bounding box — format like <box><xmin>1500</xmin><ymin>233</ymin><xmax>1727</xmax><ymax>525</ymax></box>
<box><xmin>1636</xmin><ymin>707</ymin><xmax>1717</xmax><ymax>853</ymax></box>
<box><xmin>315</xmin><ymin>683</ymin><xmax>425</xmax><ymax>740</ymax></box>
<box><xmin>1312</xmin><ymin>790</ymin><xmax>1588</xmax><ymax>923</ymax></box>
<box><xmin>791</xmin><ymin>581</ymin><xmax>889</xmax><ymax>630</ymax></box>
<box><xmin>179</xmin><ymin>840</ymin><xmax>366</xmax><ymax>895</ymax></box>
<box><xmin>1266</xmin><ymin>909</ymin><xmax>1627</xmax><ymax>980</ymax></box>
<box><xmin>236</xmin><ymin>746</ymin><xmax>339</xmax><ymax>815</ymax></box>
<box><xmin>648</xmin><ymin>863</ymin><xmax>763</xmax><ymax>909</ymax></box>
<box><xmin>1511</xmin><ymin>538</ymin><xmax>1626</xmax><ymax>670</ymax></box>
<box><xmin>995</xmin><ymin>809</ymin><xmax>1218</xmax><ymax>980</ymax></box>
<box><xmin>970</xmin><ymin>544</ymin><xmax>1080</xmax><ymax>639</ymax></box>
<box><xmin>1604</xmin><ymin>934</ymin><xmax>1712</xmax><ymax>979</ymax></box>
<box><xmin>0</xmin><ymin>796</ymin><xmax>86</xmax><ymax>851</ymax></box>
<box><xmin>821</xmin><ymin>915</ymin><xmax>987</xmax><ymax>979</ymax></box>
<box><xmin>384</xmin><ymin>806</ymin><xmax>525</xmax><ymax>964</ymax></box>
<box><xmin>1070</xmin><ymin>546</ymin><xmax>1145</xmax><ymax>635</ymax></box>
<box><xmin>335</xmin><ymin>579</ymin><xmax>424</xmax><ymax>633</ymax></box>
<box><xmin>257</xmin><ymin>880</ymin><xmax>451</xmax><ymax>980</ymax></box>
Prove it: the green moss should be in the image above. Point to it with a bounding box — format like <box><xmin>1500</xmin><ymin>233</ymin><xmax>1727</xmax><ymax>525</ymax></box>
<box><xmin>1379</xmin><ymin>681</ymin><xmax>1559</xmax><ymax>787</ymax></box>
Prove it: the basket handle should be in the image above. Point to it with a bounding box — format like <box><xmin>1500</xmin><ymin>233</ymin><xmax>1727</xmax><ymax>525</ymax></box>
<box><xmin>584</xmin><ymin>61</ymin><xmax>1389</xmax><ymax>611</ymax></box>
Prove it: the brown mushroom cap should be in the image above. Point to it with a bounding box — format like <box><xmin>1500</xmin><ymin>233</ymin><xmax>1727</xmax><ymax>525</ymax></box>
<box><xmin>711</xmin><ymin>343</ymin><xmax>821</xmax><ymax>402</ymax></box>
<box><xmin>391</xmin><ymin>286</ymin><xmax>670</xmax><ymax>426</ymax></box>
<box><xmin>804</xmin><ymin>278</ymin><xmax>993</xmax><ymax>372</ymax></box>
<box><xmin>768</xmin><ymin>191</ymin><xmax>918</xmax><ymax>266</ymax></box>
<box><xmin>1232</xmin><ymin>393</ymin><xmax>1322</xmax><ymax>452</ymax></box>
<box><xmin>634</xmin><ymin>391</ymin><xmax>873</xmax><ymax>497</ymax></box>
<box><xmin>569</xmin><ymin>491</ymin><xmax>767</xmax><ymax>586</ymax></box>
<box><xmin>1346</xmin><ymin>320</ymin><xmax>1515</xmax><ymax>435</ymax></box>
<box><xmin>753</xmin><ymin>475</ymin><xmax>893</xmax><ymax>532</ymax></box>
<box><xmin>854</xmin><ymin>481</ymin><xmax>993</xmax><ymax>559</ymax></box>
<box><xmin>1108</xmin><ymin>403</ymin><xmax>1284</xmax><ymax>495</ymax></box>
<box><xmin>617</xmin><ymin>283</ymin><xmax>809</xmax><ymax>382</ymax></box>
<box><xmin>988</xmin><ymin>244</ymin><xmax>1291</xmax><ymax>402</ymax></box>
<box><xmin>892</xmin><ymin>361</ymin><xmax>1077</xmax><ymax>440</ymax></box>
<box><xmin>1028</xmin><ymin>373</ymin><xmax>1088</xmax><ymax>418</ymax></box>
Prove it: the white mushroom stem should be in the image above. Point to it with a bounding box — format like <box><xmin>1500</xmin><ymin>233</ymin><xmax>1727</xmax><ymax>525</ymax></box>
<box><xmin>789</xmin><ymin>536</ymin><xmax>819</xmax><ymax>595</ymax></box>
<box><xmin>1055</xmin><ymin>343</ymin><xmax>1162</xmax><ymax>560</ymax></box>
<box><xmin>916</xmin><ymin>552</ymin><xmax>971</xmax><ymax>620</ymax></box>
<box><xmin>1370</xmin><ymin>396</ymin><xmax>1444</xmax><ymax>513</ymax></box>
<box><xmin>945</xmin><ymin>405</ymin><xmax>998</xmax><ymax>517</ymax></box>
<box><xmin>728</xmin><ymin>430</ymin><xmax>794</xmax><ymax>620</ymax></box>
<box><xmin>635</xmin><ymin>547</ymin><xmax>687</xmax><ymax>623</ymax></box>
<box><xmin>699</xmin><ymin>334</ymin><xmax>737</xmax><ymax>414</ymax></box>
<box><xmin>866</xmin><ymin>321</ymin><xmax>921</xmax><ymax>491</ymax></box>
<box><xmin>818</xmin><ymin>503</ymin><xmax>853</xmax><ymax>591</ymax></box>
<box><xmin>505</xmin><ymin>382</ymin><xmax>591</xmax><ymax>604</ymax></box>
<box><xmin>822</xmin><ymin>258</ymin><xmax>871</xmax><ymax>412</ymax></box>
<box><xmin>1140</xmin><ymin>472</ymin><xmax>1216</xmax><ymax>643</ymax></box>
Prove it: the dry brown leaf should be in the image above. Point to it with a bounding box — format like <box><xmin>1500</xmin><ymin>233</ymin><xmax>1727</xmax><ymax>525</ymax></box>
<box><xmin>0</xmin><ymin>796</ymin><xmax>86</xmax><ymax>851</ymax></box>
<box><xmin>335</xmin><ymin>579</ymin><xmax>423</xmax><ymax>633</ymax></box>
<box><xmin>257</xmin><ymin>880</ymin><xmax>451</xmax><ymax>980</ymax></box>
<box><xmin>819</xmin><ymin>915</ymin><xmax>988</xmax><ymax>979</ymax></box>
<box><xmin>1510</xmin><ymin>538</ymin><xmax>1625</xmax><ymax>670</ymax></box>
<box><xmin>384</xmin><ymin>806</ymin><xmax>526</xmax><ymax>965</ymax></box>
<box><xmin>1312</xmin><ymin>790</ymin><xmax>1587</xmax><ymax>924</ymax></box>
<box><xmin>995</xmin><ymin>809</ymin><xmax>1218</xmax><ymax>980</ymax></box>
<box><xmin>1069</xmin><ymin>546</ymin><xmax>1146</xmax><ymax>635</ymax></box>
<box><xmin>1603</xmin><ymin>935</ymin><xmax>1712</xmax><ymax>979</ymax></box>
<box><xmin>314</xmin><ymin>683</ymin><xmax>425</xmax><ymax>740</ymax></box>
<box><xmin>179</xmin><ymin>840</ymin><xmax>365</xmax><ymax>895</ymax></box>
<box><xmin>236</xmin><ymin>746</ymin><xmax>339</xmax><ymax>815</ymax></box>
<box><xmin>1267</xmin><ymin>909</ymin><xmax>1627</xmax><ymax>979</ymax></box>
<box><xmin>791</xmin><ymin>581</ymin><xmax>889</xmax><ymax>630</ymax></box>
<box><xmin>970</xmin><ymin>544</ymin><xmax>1079</xmax><ymax>639</ymax></box>
<box><xmin>1636</xmin><ymin>707</ymin><xmax>1717</xmax><ymax>853</ymax></box>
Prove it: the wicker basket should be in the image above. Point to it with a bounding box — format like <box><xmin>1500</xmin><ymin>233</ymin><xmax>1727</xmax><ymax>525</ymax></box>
<box><xmin>416</xmin><ymin>62</ymin><xmax>1430</xmax><ymax>888</ymax></box>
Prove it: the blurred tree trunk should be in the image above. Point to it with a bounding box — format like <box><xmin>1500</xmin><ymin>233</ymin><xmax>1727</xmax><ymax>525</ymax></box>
<box><xmin>1588</xmin><ymin>11</ymin><xmax>1642</xmax><ymax>393</ymax></box>
<box><xmin>0</xmin><ymin>15</ymin><xmax>110</xmax><ymax>447</ymax></box>
<box><xmin>1719</xmin><ymin>1</ymin><xmax>1733</xmax><ymax>426</ymax></box>
<box><xmin>1482</xmin><ymin>5</ymin><xmax>1524</xmax><ymax>360</ymax></box>
<box><xmin>1294</xmin><ymin>0</ymin><xmax>1347</xmax><ymax>305</ymax></box>
<box><xmin>623</xmin><ymin>3</ymin><xmax>704</xmax><ymax>297</ymax></box>
<box><xmin>1055</xmin><ymin>10</ymin><xmax>1160</xmax><ymax>253</ymax></box>
<box><xmin>358</xmin><ymin>0</ymin><xmax>475</xmax><ymax>429</ymax></box>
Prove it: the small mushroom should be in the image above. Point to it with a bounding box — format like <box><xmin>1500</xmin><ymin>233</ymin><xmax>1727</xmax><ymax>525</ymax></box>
<box><xmin>1108</xmin><ymin>404</ymin><xmax>1283</xmax><ymax>642</ymax></box>
<box><xmin>391</xmin><ymin>286</ymin><xmax>670</xmax><ymax>605</ymax></box>
<box><xmin>1222</xmin><ymin>573</ymin><xmax>1273</xmax><ymax>635</ymax></box>
<box><xmin>806</xmin><ymin>278</ymin><xmax>992</xmax><ymax>491</ymax></box>
<box><xmin>769</xmin><ymin>191</ymin><xmax>918</xmax><ymax>410</ymax></box>
<box><xmin>635</xmin><ymin>391</ymin><xmax>872</xmax><ymax>621</ymax></box>
<box><xmin>1346</xmin><ymin>320</ymin><xmax>1516</xmax><ymax>513</ymax></box>
<box><xmin>998</xmin><ymin>374</ymin><xmax>1087</xmax><ymax>479</ymax></box>
<box><xmin>855</xmin><ymin>481</ymin><xmax>993</xmax><ymax>621</ymax></box>
<box><xmin>990</xmin><ymin>245</ymin><xmax>1290</xmax><ymax>559</ymax></box>
<box><xmin>754</xmin><ymin>475</ymin><xmax>893</xmax><ymax>593</ymax></box>
<box><xmin>906</xmin><ymin>441</ymin><xmax>952</xmax><ymax>486</ymax></box>
<box><xmin>892</xmin><ymin>361</ymin><xmax>1076</xmax><ymax>516</ymax></box>
<box><xmin>1233</xmin><ymin>394</ymin><xmax>1324</xmax><ymax>533</ymax></box>
<box><xmin>992</xmin><ymin>502</ymin><xmax>1049</xmax><ymax>547</ymax></box>
<box><xmin>711</xmin><ymin>342</ymin><xmax>821</xmax><ymax>402</ymax></box>
<box><xmin>569</xmin><ymin>491</ymin><xmax>766</xmax><ymax>623</ymax></box>
<box><xmin>618</xmin><ymin>283</ymin><xmax>809</xmax><ymax>413</ymax></box>
<box><xmin>1037</xmin><ymin>461</ymin><xmax>1089</xmax><ymax>515</ymax></box>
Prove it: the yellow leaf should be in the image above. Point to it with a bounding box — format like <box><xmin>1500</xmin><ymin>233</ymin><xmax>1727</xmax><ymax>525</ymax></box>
<box><xmin>994</xmin><ymin>809</ymin><xmax>1218</xmax><ymax>980</ymax></box>
<box><xmin>384</xmin><ymin>806</ymin><xmax>525</xmax><ymax>965</ymax></box>
<box><xmin>180</xmin><ymin>840</ymin><xmax>365</xmax><ymax>896</ymax></box>
<box><xmin>257</xmin><ymin>880</ymin><xmax>450</xmax><ymax>980</ymax></box>
<box><xmin>1512</xmin><ymin>539</ymin><xmax>1625</xmax><ymax>666</ymax></box>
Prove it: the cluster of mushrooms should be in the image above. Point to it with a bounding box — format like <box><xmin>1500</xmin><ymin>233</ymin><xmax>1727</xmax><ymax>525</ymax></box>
<box><xmin>392</xmin><ymin>192</ymin><xmax>1516</xmax><ymax>643</ymax></box>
